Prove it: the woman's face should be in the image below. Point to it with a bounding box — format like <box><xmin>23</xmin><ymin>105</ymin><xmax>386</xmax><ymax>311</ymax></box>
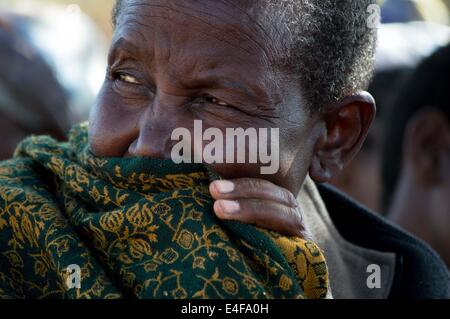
<box><xmin>89</xmin><ymin>0</ymin><xmax>321</xmax><ymax>193</ymax></box>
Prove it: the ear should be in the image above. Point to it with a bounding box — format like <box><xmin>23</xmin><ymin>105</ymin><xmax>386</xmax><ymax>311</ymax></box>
<box><xmin>403</xmin><ymin>108</ymin><xmax>450</xmax><ymax>185</ymax></box>
<box><xmin>309</xmin><ymin>92</ymin><xmax>376</xmax><ymax>183</ymax></box>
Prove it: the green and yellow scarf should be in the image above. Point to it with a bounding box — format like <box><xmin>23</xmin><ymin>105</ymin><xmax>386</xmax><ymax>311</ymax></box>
<box><xmin>0</xmin><ymin>123</ymin><xmax>329</xmax><ymax>299</ymax></box>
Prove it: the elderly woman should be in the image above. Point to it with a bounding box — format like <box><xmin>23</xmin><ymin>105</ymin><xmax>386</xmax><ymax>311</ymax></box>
<box><xmin>0</xmin><ymin>0</ymin><xmax>448</xmax><ymax>299</ymax></box>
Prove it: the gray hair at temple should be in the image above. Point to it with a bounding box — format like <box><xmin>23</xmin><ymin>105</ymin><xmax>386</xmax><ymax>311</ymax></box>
<box><xmin>112</xmin><ymin>0</ymin><xmax>378</xmax><ymax>111</ymax></box>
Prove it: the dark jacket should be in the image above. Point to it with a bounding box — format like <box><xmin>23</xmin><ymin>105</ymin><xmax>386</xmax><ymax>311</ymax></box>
<box><xmin>318</xmin><ymin>184</ymin><xmax>450</xmax><ymax>299</ymax></box>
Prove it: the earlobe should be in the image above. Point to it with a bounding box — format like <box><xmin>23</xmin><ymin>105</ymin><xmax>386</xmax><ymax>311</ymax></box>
<box><xmin>309</xmin><ymin>154</ymin><xmax>338</xmax><ymax>183</ymax></box>
<box><xmin>309</xmin><ymin>92</ymin><xmax>376</xmax><ymax>183</ymax></box>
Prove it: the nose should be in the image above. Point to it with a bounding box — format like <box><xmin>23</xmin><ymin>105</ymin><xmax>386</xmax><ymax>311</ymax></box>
<box><xmin>127</xmin><ymin>110</ymin><xmax>174</xmax><ymax>159</ymax></box>
<box><xmin>127</xmin><ymin>92</ymin><xmax>191</xmax><ymax>159</ymax></box>
<box><xmin>127</xmin><ymin>126</ymin><xmax>171</xmax><ymax>159</ymax></box>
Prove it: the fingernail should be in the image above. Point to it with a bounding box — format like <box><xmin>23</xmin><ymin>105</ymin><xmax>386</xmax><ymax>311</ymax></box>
<box><xmin>218</xmin><ymin>200</ymin><xmax>240</xmax><ymax>215</ymax></box>
<box><xmin>213</xmin><ymin>180</ymin><xmax>235</xmax><ymax>194</ymax></box>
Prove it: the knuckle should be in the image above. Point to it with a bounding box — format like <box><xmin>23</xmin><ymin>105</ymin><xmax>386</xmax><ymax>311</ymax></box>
<box><xmin>242</xmin><ymin>199</ymin><xmax>264</xmax><ymax>221</ymax></box>
<box><xmin>288</xmin><ymin>206</ymin><xmax>304</xmax><ymax>233</ymax></box>
<box><xmin>249</xmin><ymin>198</ymin><xmax>265</xmax><ymax>213</ymax></box>
<box><xmin>279</xmin><ymin>189</ymin><xmax>298</xmax><ymax>207</ymax></box>
<box><xmin>241</xmin><ymin>178</ymin><xmax>265</xmax><ymax>191</ymax></box>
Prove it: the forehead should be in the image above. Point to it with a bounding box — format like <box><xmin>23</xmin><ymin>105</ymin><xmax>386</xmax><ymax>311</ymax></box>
<box><xmin>114</xmin><ymin>0</ymin><xmax>283</xmax><ymax>73</ymax></box>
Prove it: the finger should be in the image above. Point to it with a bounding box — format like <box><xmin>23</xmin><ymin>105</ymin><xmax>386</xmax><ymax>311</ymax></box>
<box><xmin>213</xmin><ymin>198</ymin><xmax>307</xmax><ymax>238</ymax></box>
<box><xmin>209</xmin><ymin>178</ymin><xmax>298</xmax><ymax>207</ymax></box>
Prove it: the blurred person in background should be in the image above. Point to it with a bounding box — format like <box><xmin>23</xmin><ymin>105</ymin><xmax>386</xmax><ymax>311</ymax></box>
<box><xmin>0</xmin><ymin>4</ymin><xmax>109</xmax><ymax>160</ymax></box>
<box><xmin>382</xmin><ymin>43</ymin><xmax>450</xmax><ymax>268</ymax></box>
<box><xmin>0</xmin><ymin>2</ymin><xmax>109</xmax><ymax>115</ymax></box>
<box><xmin>12</xmin><ymin>3</ymin><xmax>109</xmax><ymax>120</ymax></box>
<box><xmin>330</xmin><ymin>21</ymin><xmax>450</xmax><ymax>213</ymax></box>
<box><xmin>381</xmin><ymin>0</ymin><xmax>422</xmax><ymax>23</ymax></box>
<box><xmin>0</xmin><ymin>12</ymin><xmax>72</xmax><ymax>160</ymax></box>
<box><xmin>382</xmin><ymin>0</ymin><xmax>449</xmax><ymax>25</ymax></box>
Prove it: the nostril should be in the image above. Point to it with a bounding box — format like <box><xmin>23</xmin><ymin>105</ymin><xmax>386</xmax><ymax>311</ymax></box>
<box><xmin>127</xmin><ymin>137</ymin><xmax>168</xmax><ymax>159</ymax></box>
<box><xmin>122</xmin><ymin>150</ymin><xmax>133</xmax><ymax>158</ymax></box>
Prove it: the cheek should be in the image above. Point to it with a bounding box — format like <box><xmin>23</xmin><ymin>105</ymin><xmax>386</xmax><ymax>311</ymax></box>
<box><xmin>88</xmin><ymin>84</ymin><xmax>142</xmax><ymax>157</ymax></box>
<box><xmin>278</xmin><ymin>122</ymin><xmax>316</xmax><ymax>175</ymax></box>
<box><xmin>206</xmin><ymin>131</ymin><xmax>313</xmax><ymax>190</ymax></box>
<box><xmin>204</xmin><ymin>124</ymin><xmax>313</xmax><ymax>184</ymax></box>
<box><xmin>210</xmin><ymin>163</ymin><xmax>262</xmax><ymax>180</ymax></box>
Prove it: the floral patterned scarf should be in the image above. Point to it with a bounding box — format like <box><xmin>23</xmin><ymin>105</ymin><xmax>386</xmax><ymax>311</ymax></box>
<box><xmin>0</xmin><ymin>123</ymin><xmax>329</xmax><ymax>299</ymax></box>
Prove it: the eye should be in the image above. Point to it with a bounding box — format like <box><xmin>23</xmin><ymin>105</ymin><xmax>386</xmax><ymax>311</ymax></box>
<box><xmin>117</xmin><ymin>73</ymin><xmax>141</xmax><ymax>85</ymax></box>
<box><xmin>110</xmin><ymin>70</ymin><xmax>153</xmax><ymax>99</ymax></box>
<box><xmin>204</xmin><ymin>95</ymin><xmax>229</xmax><ymax>106</ymax></box>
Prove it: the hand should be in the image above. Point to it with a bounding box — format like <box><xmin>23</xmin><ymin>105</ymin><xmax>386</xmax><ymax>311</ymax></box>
<box><xmin>209</xmin><ymin>178</ymin><xmax>309</xmax><ymax>239</ymax></box>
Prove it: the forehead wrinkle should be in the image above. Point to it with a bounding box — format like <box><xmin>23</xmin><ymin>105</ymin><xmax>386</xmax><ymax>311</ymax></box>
<box><xmin>121</xmin><ymin>18</ymin><xmax>260</xmax><ymax>69</ymax></box>
<box><xmin>114</xmin><ymin>11</ymin><xmax>154</xmax><ymax>50</ymax></box>
<box><xmin>166</xmin><ymin>1</ymin><xmax>278</xmax><ymax>65</ymax></box>
<box><xmin>120</xmin><ymin>1</ymin><xmax>275</xmax><ymax>66</ymax></box>
<box><xmin>216</xmin><ymin>0</ymin><xmax>285</xmax><ymax>61</ymax></box>
<box><xmin>219</xmin><ymin>0</ymin><xmax>285</xmax><ymax>39</ymax></box>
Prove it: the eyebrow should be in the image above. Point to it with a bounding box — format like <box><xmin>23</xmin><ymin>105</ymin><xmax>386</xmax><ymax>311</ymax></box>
<box><xmin>166</xmin><ymin>60</ymin><xmax>273</xmax><ymax>105</ymax></box>
<box><xmin>108</xmin><ymin>37</ymin><xmax>275</xmax><ymax>107</ymax></box>
<box><xmin>108</xmin><ymin>37</ymin><xmax>143</xmax><ymax>62</ymax></box>
<box><xmin>215</xmin><ymin>78</ymin><xmax>270</xmax><ymax>105</ymax></box>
